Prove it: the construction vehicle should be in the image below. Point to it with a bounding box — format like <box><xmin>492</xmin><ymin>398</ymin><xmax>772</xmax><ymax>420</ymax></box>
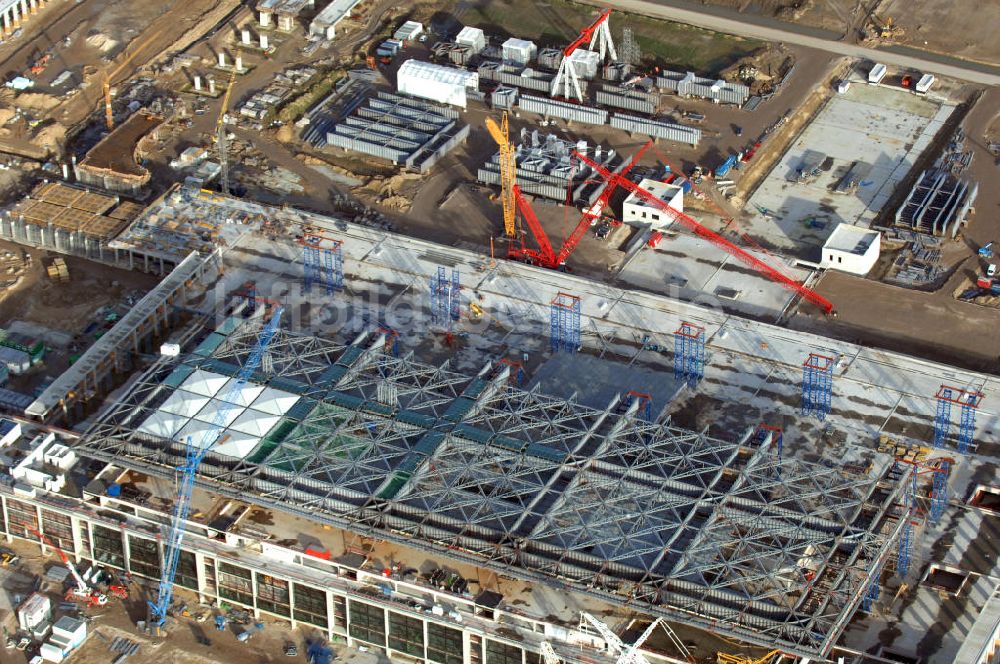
<box><xmin>0</xmin><ymin>546</ymin><xmax>19</xmax><ymax>566</ymax></box>
<box><xmin>215</xmin><ymin>615</ymin><xmax>227</xmax><ymax>631</ymax></box>
<box><xmin>29</xmin><ymin>527</ymin><xmax>107</xmax><ymax>606</ymax></box>
<box><xmin>102</xmin><ymin>29</ymin><xmax>164</xmax><ymax>130</ymax></box>
<box><xmin>581</xmin><ymin>612</ymin><xmax>694</xmax><ymax>664</ymax></box>
<box><xmin>552</xmin><ymin>8</ymin><xmax>618</xmax><ymax>102</ymax></box>
<box><xmin>149</xmin><ymin>305</ymin><xmax>284</xmax><ymax>634</ymax></box>
<box><xmin>869</xmin><ymin>14</ymin><xmax>904</xmax><ymax>41</ymax></box>
<box><xmin>237</xmin><ymin>622</ymin><xmax>265</xmax><ymax>643</ymax></box>
<box><xmin>716</xmin><ymin>649</ymin><xmax>781</xmax><ymax>664</ymax></box>
<box><xmin>979</xmin><ymin>242</ymin><xmax>993</xmax><ymax>259</ymax></box>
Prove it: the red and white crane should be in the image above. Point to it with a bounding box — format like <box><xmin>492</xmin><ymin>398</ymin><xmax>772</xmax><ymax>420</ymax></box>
<box><xmin>29</xmin><ymin>527</ymin><xmax>107</xmax><ymax>606</ymax></box>
<box><xmin>552</xmin><ymin>8</ymin><xmax>618</xmax><ymax>102</ymax></box>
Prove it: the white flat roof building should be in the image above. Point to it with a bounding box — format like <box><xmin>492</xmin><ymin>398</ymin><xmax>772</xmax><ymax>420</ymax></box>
<box><xmin>622</xmin><ymin>178</ymin><xmax>684</xmax><ymax>229</ymax></box>
<box><xmin>396</xmin><ymin>59</ymin><xmax>478</xmax><ymax>109</ymax></box>
<box><xmin>309</xmin><ymin>0</ymin><xmax>362</xmax><ymax>39</ymax></box>
<box><xmin>820</xmin><ymin>223</ymin><xmax>880</xmax><ymax>275</ymax></box>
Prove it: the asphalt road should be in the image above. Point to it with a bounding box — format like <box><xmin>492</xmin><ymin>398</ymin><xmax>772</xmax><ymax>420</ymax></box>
<box><xmin>581</xmin><ymin>0</ymin><xmax>1000</xmax><ymax>86</ymax></box>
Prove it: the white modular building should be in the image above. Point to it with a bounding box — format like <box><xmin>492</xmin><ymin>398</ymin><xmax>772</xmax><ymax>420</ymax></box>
<box><xmin>622</xmin><ymin>178</ymin><xmax>685</xmax><ymax>228</ymax></box>
<box><xmin>820</xmin><ymin>223</ymin><xmax>880</xmax><ymax>275</ymax></box>
<box><xmin>396</xmin><ymin>59</ymin><xmax>479</xmax><ymax>109</ymax></box>
<box><xmin>455</xmin><ymin>26</ymin><xmax>486</xmax><ymax>54</ymax></box>
<box><xmin>566</xmin><ymin>49</ymin><xmax>601</xmax><ymax>80</ymax></box>
<box><xmin>502</xmin><ymin>38</ymin><xmax>537</xmax><ymax>66</ymax></box>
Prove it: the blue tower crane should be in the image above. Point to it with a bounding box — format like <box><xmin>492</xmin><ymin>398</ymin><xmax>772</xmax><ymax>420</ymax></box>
<box><xmin>148</xmin><ymin>306</ymin><xmax>284</xmax><ymax>632</ymax></box>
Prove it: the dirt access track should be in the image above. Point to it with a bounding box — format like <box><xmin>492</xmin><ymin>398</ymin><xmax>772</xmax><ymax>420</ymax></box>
<box><xmin>0</xmin><ymin>0</ymin><xmax>241</xmax><ymax>153</ymax></box>
<box><xmin>624</xmin><ymin>0</ymin><xmax>1000</xmax><ymax>69</ymax></box>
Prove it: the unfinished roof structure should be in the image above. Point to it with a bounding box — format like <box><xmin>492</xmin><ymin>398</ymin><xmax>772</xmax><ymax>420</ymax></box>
<box><xmin>76</xmin><ymin>312</ymin><xmax>910</xmax><ymax>659</ymax></box>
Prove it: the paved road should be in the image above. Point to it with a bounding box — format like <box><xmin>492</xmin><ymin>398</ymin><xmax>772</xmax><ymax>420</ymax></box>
<box><xmin>581</xmin><ymin>0</ymin><xmax>1000</xmax><ymax>86</ymax></box>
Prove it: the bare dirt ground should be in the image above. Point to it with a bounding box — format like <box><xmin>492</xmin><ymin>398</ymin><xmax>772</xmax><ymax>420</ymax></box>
<box><xmin>0</xmin><ymin>0</ymin><xmax>240</xmax><ymax>156</ymax></box>
<box><xmin>664</xmin><ymin>0</ymin><xmax>1000</xmax><ymax>67</ymax></box>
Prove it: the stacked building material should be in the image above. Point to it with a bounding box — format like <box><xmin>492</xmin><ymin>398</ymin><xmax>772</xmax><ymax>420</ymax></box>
<box><xmin>610</xmin><ymin>113</ymin><xmax>702</xmax><ymax>146</ymax></box>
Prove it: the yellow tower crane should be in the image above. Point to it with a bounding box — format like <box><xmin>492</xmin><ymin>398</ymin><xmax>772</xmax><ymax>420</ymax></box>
<box><xmin>102</xmin><ymin>28</ymin><xmax>164</xmax><ymax>131</ymax></box>
<box><xmin>215</xmin><ymin>59</ymin><xmax>240</xmax><ymax>195</ymax></box>
<box><xmin>485</xmin><ymin>112</ymin><xmax>517</xmax><ymax>239</ymax></box>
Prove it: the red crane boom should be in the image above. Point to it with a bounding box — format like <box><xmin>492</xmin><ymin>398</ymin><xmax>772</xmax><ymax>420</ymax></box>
<box><xmin>511</xmin><ymin>142</ymin><xmax>650</xmax><ymax>268</ymax></box>
<box><xmin>572</xmin><ymin>147</ymin><xmax>835</xmax><ymax>315</ymax></box>
<box><xmin>563</xmin><ymin>8</ymin><xmax>612</xmax><ymax>57</ymax></box>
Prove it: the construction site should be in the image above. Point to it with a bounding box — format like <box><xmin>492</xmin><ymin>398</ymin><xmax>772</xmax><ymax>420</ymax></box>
<box><xmin>0</xmin><ymin>1</ymin><xmax>997</xmax><ymax>664</ymax></box>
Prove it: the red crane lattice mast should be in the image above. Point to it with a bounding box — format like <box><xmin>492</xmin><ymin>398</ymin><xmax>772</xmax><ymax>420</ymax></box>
<box><xmin>571</xmin><ymin>145</ymin><xmax>835</xmax><ymax>315</ymax></box>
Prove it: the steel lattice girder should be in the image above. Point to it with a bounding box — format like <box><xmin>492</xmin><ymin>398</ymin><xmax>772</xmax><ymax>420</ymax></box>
<box><xmin>75</xmin><ymin>321</ymin><xmax>910</xmax><ymax>659</ymax></box>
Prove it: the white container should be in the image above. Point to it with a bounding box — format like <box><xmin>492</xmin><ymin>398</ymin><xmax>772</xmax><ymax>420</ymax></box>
<box><xmin>868</xmin><ymin>63</ymin><xmax>886</xmax><ymax>85</ymax></box>
<box><xmin>915</xmin><ymin>73</ymin><xmax>935</xmax><ymax>93</ymax></box>
<box><xmin>836</xmin><ymin>80</ymin><xmax>851</xmax><ymax>94</ymax></box>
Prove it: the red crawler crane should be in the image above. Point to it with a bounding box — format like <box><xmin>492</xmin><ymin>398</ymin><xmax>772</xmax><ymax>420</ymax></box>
<box><xmin>572</xmin><ymin>145</ymin><xmax>836</xmax><ymax>315</ymax></box>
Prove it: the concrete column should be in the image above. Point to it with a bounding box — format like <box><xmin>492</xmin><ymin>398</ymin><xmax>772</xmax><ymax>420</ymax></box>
<box><xmin>0</xmin><ymin>498</ymin><xmax>10</xmax><ymax>543</ymax></box>
<box><xmin>12</xmin><ymin>5</ymin><xmax>20</xmax><ymax>28</ymax></box>
<box><xmin>193</xmin><ymin>74</ymin><xmax>202</xmax><ymax>91</ymax></box>
<box><xmin>278</xmin><ymin>15</ymin><xmax>291</xmax><ymax>32</ymax></box>
<box><xmin>2</xmin><ymin>11</ymin><xmax>9</xmax><ymax>35</ymax></box>
<box><xmin>20</xmin><ymin>0</ymin><xmax>27</xmax><ymax>20</ymax></box>
<box><xmin>29</xmin><ymin>0</ymin><xmax>36</xmax><ymax>15</ymax></box>
<box><xmin>241</xmin><ymin>28</ymin><xmax>251</xmax><ymax>45</ymax></box>
<box><xmin>259</xmin><ymin>33</ymin><xmax>268</xmax><ymax>49</ymax></box>
<box><xmin>208</xmin><ymin>77</ymin><xmax>216</xmax><ymax>94</ymax></box>
<box><xmin>218</xmin><ymin>51</ymin><xmax>226</xmax><ymax>68</ymax></box>
<box><xmin>235</xmin><ymin>54</ymin><xmax>243</xmax><ymax>72</ymax></box>
<box><xmin>194</xmin><ymin>551</ymin><xmax>210</xmax><ymax>603</ymax></box>
<box><xmin>259</xmin><ymin>10</ymin><xmax>270</xmax><ymax>27</ymax></box>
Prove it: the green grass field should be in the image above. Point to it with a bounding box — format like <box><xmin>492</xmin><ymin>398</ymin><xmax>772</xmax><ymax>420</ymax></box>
<box><xmin>448</xmin><ymin>0</ymin><xmax>763</xmax><ymax>75</ymax></box>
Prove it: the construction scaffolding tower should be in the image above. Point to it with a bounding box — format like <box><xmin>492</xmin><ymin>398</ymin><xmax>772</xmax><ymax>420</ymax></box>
<box><xmin>958</xmin><ymin>391</ymin><xmax>983</xmax><ymax>453</ymax></box>
<box><xmin>801</xmin><ymin>353</ymin><xmax>834</xmax><ymax>420</ymax></box>
<box><xmin>931</xmin><ymin>460</ymin><xmax>951</xmax><ymax>524</ymax></box>
<box><xmin>862</xmin><ymin>563</ymin><xmax>882</xmax><ymax>613</ymax></box>
<box><xmin>301</xmin><ymin>233</ymin><xmax>344</xmax><ymax>296</ymax></box>
<box><xmin>933</xmin><ymin>386</ymin><xmax>984</xmax><ymax>452</ymax></box>
<box><xmin>673</xmin><ymin>322</ymin><xmax>705</xmax><ymax>387</ymax></box>
<box><xmin>756</xmin><ymin>424</ymin><xmax>783</xmax><ymax>476</ymax></box>
<box><xmin>895</xmin><ymin>461</ymin><xmax>918</xmax><ymax>577</ymax></box>
<box><xmin>550</xmin><ymin>292</ymin><xmax>581</xmax><ymax>353</ymax></box>
<box><xmin>430</xmin><ymin>267</ymin><xmax>461</xmax><ymax>327</ymax></box>
<box><xmin>625</xmin><ymin>390</ymin><xmax>653</xmax><ymax>420</ymax></box>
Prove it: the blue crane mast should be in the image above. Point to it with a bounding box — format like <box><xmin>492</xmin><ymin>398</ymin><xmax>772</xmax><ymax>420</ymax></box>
<box><xmin>149</xmin><ymin>306</ymin><xmax>284</xmax><ymax>631</ymax></box>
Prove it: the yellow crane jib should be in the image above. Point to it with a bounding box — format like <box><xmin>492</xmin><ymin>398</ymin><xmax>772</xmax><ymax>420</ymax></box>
<box><xmin>485</xmin><ymin>113</ymin><xmax>517</xmax><ymax>239</ymax></box>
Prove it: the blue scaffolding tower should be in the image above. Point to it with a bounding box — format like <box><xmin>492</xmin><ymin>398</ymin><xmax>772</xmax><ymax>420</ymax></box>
<box><xmin>243</xmin><ymin>282</ymin><xmax>257</xmax><ymax>315</ymax></box>
<box><xmin>550</xmin><ymin>292</ymin><xmax>581</xmax><ymax>353</ymax></box>
<box><xmin>801</xmin><ymin>353</ymin><xmax>834</xmax><ymax>420</ymax></box>
<box><xmin>930</xmin><ymin>460</ymin><xmax>951</xmax><ymax>524</ymax></box>
<box><xmin>934</xmin><ymin>386</ymin><xmax>984</xmax><ymax>452</ymax></box>
<box><xmin>673</xmin><ymin>322</ymin><xmax>705</xmax><ymax>387</ymax></box>
<box><xmin>862</xmin><ymin>564</ymin><xmax>882</xmax><ymax>613</ymax></box>
<box><xmin>756</xmin><ymin>424</ymin><xmax>783</xmax><ymax>476</ymax></box>
<box><xmin>429</xmin><ymin>267</ymin><xmax>460</xmax><ymax>327</ymax></box>
<box><xmin>933</xmin><ymin>387</ymin><xmax>953</xmax><ymax>448</ymax></box>
<box><xmin>625</xmin><ymin>391</ymin><xmax>653</xmax><ymax>420</ymax></box>
<box><xmin>896</xmin><ymin>463</ymin><xmax>917</xmax><ymax>577</ymax></box>
<box><xmin>958</xmin><ymin>391</ymin><xmax>983</xmax><ymax>453</ymax></box>
<box><xmin>301</xmin><ymin>234</ymin><xmax>343</xmax><ymax>295</ymax></box>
